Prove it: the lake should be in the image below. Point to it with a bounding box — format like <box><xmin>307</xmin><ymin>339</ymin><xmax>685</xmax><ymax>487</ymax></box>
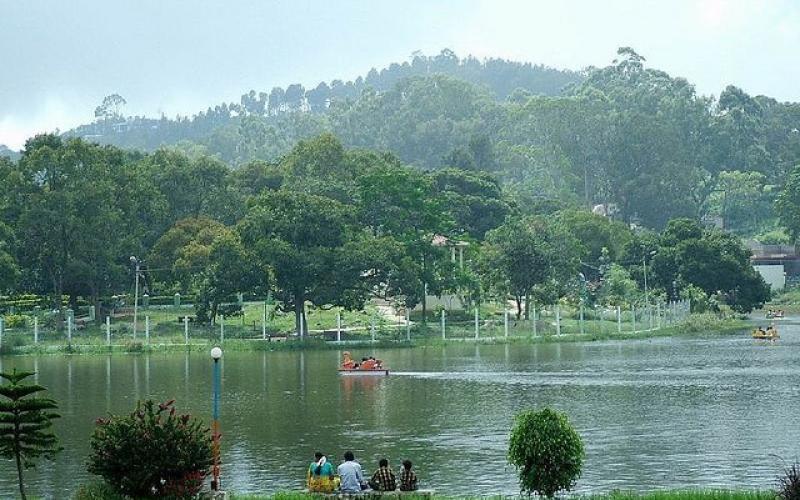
<box><xmin>0</xmin><ymin>322</ymin><xmax>797</xmax><ymax>498</ymax></box>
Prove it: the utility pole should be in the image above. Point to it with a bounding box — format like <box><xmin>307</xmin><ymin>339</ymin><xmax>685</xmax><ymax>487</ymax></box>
<box><xmin>130</xmin><ymin>256</ymin><xmax>141</xmax><ymax>341</ymax></box>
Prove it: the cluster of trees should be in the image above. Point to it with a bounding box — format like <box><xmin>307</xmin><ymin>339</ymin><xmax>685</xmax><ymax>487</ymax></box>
<box><xmin>0</xmin><ymin>133</ymin><xmax>769</xmax><ymax>335</ymax></box>
<box><xmin>60</xmin><ymin>48</ymin><xmax>800</xmax><ymax>238</ymax></box>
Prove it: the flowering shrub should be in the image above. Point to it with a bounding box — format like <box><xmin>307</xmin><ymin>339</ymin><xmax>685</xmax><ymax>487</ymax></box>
<box><xmin>88</xmin><ymin>400</ymin><xmax>213</xmax><ymax>498</ymax></box>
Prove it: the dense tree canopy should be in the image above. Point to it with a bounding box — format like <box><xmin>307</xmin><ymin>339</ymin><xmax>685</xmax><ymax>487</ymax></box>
<box><xmin>1</xmin><ymin>45</ymin><xmax>784</xmax><ymax>321</ymax></box>
<box><xmin>56</xmin><ymin>48</ymin><xmax>799</xmax><ymax>240</ymax></box>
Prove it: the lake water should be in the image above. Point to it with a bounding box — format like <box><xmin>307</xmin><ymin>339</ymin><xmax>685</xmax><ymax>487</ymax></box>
<box><xmin>1</xmin><ymin>321</ymin><xmax>798</xmax><ymax>498</ymax></box>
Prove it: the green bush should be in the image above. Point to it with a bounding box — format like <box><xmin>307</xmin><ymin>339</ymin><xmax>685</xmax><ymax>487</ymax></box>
<box><xmin>88</xmin><ymin>399</ymin><xmax>213</xmax><ymax>498</ymax></box>
<box><xmin>508</xmin><ymin>407</ymin><xmax>584</xmax><ymax>498</ymax></box>
<box><xmin>3</xmin><ymin>314</ymin><xmax>31</xmax><ymax>328</ymax></box>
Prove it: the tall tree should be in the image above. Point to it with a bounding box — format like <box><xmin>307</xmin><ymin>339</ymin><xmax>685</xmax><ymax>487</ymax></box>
<box><xmin>94</xmin><ymin>94</ymin><xmax>127</xmax><ymax>121</ymax></box>
<box><xmin>239</xmin><ymin>190</ymin><xmax>378</xmax><ymax>335</ymax></box>
<box><xmin>776</xmin><ymin>164</ymin><xmax>800</xmax><ymax>241</ymax></box>
<box><xmin>481</xmin><ymin>216</ymin><xmax>581</xmax><ymax>319</ymax></box>
<box><xmin>0</xmin><ymin>369</ymin><xmax>61</xmax><ymax>500</ymax></box>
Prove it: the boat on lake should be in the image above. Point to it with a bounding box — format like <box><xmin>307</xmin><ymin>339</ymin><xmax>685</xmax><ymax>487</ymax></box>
<box><xmin>338</xmin><ymin>351</ymin><xmax>389</xmax><ymax>376</ymax></box>
<box><xmin>765</xmin><ymin>309</ymin><xmax>785</xmax><ymax>319</ymax></box>
<box><xmin>338</xmin><ymin>368</ymin><xmax>390</xmax><ymax>376</ymax></box>
<box><xmin>752</xmin><ymin>326</ymin><xmax>779</xmax><ymax>340</ymax></box>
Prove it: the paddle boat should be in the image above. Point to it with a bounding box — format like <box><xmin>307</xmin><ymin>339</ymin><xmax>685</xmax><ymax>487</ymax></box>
<box><xmin>752</xmin><ymin>326</ymin><xmax>779</xmax><ymax>340</ymax></box>
<box><xmin>765</xmin><ymin>309</ymin><xmax>785</xmax><ymax>319</ymax></box>
<box><xmin>338</xmin><ymin>367</ymin><xmax>390</xmax><ymax>376</ymax></box>
<box><xmin>338</xmin><ymin>351</ymin><xmax>390</xmax><ymax>376</ymax></box>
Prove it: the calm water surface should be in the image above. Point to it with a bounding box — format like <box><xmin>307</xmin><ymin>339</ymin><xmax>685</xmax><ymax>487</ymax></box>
<box><xmin>1</xmin><ymin>321</ymin><xmax>799</xmax><ymax>498</ymax></box>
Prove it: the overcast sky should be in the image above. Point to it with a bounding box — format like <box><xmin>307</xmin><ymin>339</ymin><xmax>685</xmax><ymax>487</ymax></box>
<box><xmin>1</xmin><ymin>0</ymin><xmax>798</xmax><ymax>149</ymax></box>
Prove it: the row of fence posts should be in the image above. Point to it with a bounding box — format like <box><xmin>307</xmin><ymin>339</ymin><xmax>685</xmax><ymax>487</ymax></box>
<box><xmin>407</xmin><ymin>299</ymin><xmax>691</xmax><ymax>342</ymax></box>
<box><xmin>0</xmin><ymin>299</ymin><xmax>691</xmax><ymax>347</ymax></box>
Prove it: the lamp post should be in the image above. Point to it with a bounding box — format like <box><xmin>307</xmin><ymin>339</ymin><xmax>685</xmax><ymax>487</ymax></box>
<box><xmin>130</xmin><ymin>256</ymin><xmax>141</xmax><ymax>341</ymax></box>
<box><xmin>210</xmin><ymin>346</ymin><xmax>223</xmax><ymax>491</ymax></box>
<box><xmin>642</xmin><ymin>250</ymin><xmax>657</xmax><ymax>306</ymax></box>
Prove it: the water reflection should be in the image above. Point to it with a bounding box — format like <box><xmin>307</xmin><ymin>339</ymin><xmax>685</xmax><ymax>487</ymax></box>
<box><xmin>3</xmin><ymin>324</ymin><xmax>799</xmax><ymax>496</ymax></box>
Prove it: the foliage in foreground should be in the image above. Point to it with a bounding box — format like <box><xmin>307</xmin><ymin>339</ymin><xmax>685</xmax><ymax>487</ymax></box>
<box><xmin>777</xmin><ymin>461</ymin><xmax>800</xmax><ymax>500</ymax></box>
<box><xmin>508</xmin><ymin>407</ymin><xmax>584</xmax><ymax>497</ymax></box>
<box><xmin>0</xmin><ymin>369</ymin><xmax>61</xmax><ymax>500</ymax></box>
<box><xmin>88</xmin><ymin>399</ymin><xmax>213</xmax><ymax>498</ymax></box>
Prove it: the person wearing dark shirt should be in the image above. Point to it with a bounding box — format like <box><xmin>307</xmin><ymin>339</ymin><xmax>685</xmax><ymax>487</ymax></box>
<box><xmin>399</xmin><ymin>459</ymin><xmax>418</xmax><ymax>491</ymax></box>
<box><xmin>369</xmin><ymin>458</ymin><xmax>396</xmax><ymax>491</ymax></box>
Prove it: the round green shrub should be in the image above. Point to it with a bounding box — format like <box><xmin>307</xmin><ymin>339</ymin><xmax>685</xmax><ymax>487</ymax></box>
<box><xmin>88</xmin><ymin>399</ymin><xmax>213</xmax><ymax>498</ymax></box>
<box><xmin>508</xmin><ymin>407</ymin><xmax>585</xmax><ymax>498</ymax></box>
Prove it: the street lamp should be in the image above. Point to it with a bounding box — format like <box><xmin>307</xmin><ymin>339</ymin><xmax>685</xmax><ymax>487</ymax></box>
<box><xmin>210</xmin><ymin>346</ymin><xmax>223</xmax><ymax>491</ymax></box>
<box><xmin>642</xmin><ymin>250</ymin><xmax>657</xmax><ymax>305</ymax></box>
<box><xmin>130</xmin><ymin>256</ymin><xmax>141</xmax><ymax>340</ymax></box>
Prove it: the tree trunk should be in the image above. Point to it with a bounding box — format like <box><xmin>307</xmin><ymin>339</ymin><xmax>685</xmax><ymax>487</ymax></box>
<box><xmin>15</xmin><ymin>424</ymin><xmax>26</xmax><ymax>500</ymax></box>
<box><xmin>294</xmin><ymin>293</ymin><xmax>306</xmax><ymax>338</ymax></box>
<box><xmin>524</xmin><ymin>293</ymin><xmax>530</xmax><ymax>320</ymax></box>
<box><xmin>515</xmin><ymin>295</ymin><xmax>522</xmax><ymax>320</ymax></box>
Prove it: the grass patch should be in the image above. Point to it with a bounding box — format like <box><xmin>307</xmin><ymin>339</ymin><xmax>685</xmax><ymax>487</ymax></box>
<box><xmin>225</xmin><ymin>490</ymin><xmax>773</xmax><ymax>500</ymax></box>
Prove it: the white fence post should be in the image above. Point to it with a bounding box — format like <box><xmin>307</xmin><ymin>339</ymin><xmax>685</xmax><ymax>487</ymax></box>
<box><xmin>617</xmin><ymin>306</ymin><xmax>622</xmax><ymax>333</ymax></box>
<box><xmin>337</xmin><ymin>311</ymin><xmax>342</xmax><ymax>342</ymax></box>
<box><xmin>474</xmin><ymin>307</ymin><xmax>479</xmax><ymax>340</ymax></box>
<box><xmin>405</xmin><ymin>308</ymin><xmax>411</xmax><ymax>341</ymax></box>
<box><xmin>262</xmin><ymin>307</ymin><xmax>267</xmax><ymax>340</ymax></box>
<box><xmin>632</xmin><ymin>306</ymin><xmax>637</xmax><ymax>334</ymax></box>
<box><xmin>371</xmin><ymin>315</ymin><xmax>376</xmax><ymax>342</ymax></box>
<box><xmin>579</xmin><ymin>304</ymin><xmax>584</xmax><ymax>335</ymax></box>
<box><xmin>555</xmin><ymin>305</ymin><xmax>561</xmax><ymax>336</ymax></box>
<box><xmin>145</xmin><ymin>316</ymin><xmax>150</xmax><ymax>344</ymax></box>
<box><xmin>220</xmin><ymin>315</ymin><xmax>225</xmax><ymax>343</ymax></box>
<box><xmin>105</xmin><ymin>316</ymin><xmax>111</xmax><ymax>346</ymax></box>
<box><xmin>441</xmin><ymin>309</ymin><xmax>446</xmax><ymax>340</ymax></box>
<box><xmin>532</xmin><ymin>305</ymin><xmax>537</xmax><ymax>337</ymax></box>
<box><xmin>67</xmin><ymin>315</ymin><xmax>72</xmax><ymax>344</ymax></box>
<box><xmin>504</xmin><ymin>309</ymin><xmax>509</xmax><ymax>338</ymax></box>
<box><xmin>34</xmin><ymin>316</ymin><xmax>39</xmax><ymax>344</ymax></box>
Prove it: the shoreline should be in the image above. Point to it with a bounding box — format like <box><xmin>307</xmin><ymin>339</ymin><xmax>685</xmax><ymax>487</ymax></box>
<box><xmin>0</xmin><ymin>316</ymin><xmax>749</xmax><ymax>357</ymax></box>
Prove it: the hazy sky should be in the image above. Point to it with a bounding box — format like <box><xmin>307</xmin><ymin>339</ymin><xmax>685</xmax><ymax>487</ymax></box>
<box><xmin>1</xmin><ymin>0</ymin><xmax>799</xmax><ymax>149</ymax></box>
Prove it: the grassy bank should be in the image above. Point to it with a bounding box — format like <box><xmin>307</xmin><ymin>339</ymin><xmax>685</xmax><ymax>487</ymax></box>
<box><xmin>0</xmin><ymin>313</ymin><xmax>746</xmax><ymax>357</ymax></box>
<box><xmin>224</xmin><ymin>490</ymin><xmax>773</xmax><ymax>500</ymax></box>
<box><xmin>71</xmin><ymin>485</ymin><xmax>774</xmax><ymax>500</ymax></box>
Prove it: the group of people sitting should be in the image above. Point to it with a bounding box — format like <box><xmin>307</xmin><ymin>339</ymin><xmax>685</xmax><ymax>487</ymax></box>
<box><xmin>307</xmin><ymin>451</ymin><xmax>419</xmax><ymax>493</ymax></box>
<box><xmin>341</xmin><ymin>352</ymin><xmax>384</xmax><ymax>370</ymax></box>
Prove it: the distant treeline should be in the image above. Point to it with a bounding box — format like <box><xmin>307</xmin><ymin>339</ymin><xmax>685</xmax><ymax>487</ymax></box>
<box><xmin>50</xmin><ymin>48</ymin><xmax>800</xmax><ymax>236</ymax></box>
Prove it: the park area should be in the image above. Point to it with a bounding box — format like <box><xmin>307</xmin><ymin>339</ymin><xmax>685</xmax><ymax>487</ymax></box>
<box><xmin>0</xmin><ymin>295</ymin><xmax>693</xmax><ymax>353</ymax></box>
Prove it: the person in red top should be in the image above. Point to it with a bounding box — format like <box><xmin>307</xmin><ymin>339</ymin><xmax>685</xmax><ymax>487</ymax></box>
<box><xmin>361</xmin><ymin>357</ymin><xmax>377</xmax><ymax>370</ymax></box>
<box><xmin>341</xmin><ymin>352</ymin><xmax>355</xmax><ymax>369</ymax></box>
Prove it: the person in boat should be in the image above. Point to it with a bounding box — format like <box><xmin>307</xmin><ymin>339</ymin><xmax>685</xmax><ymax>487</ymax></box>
<box><xmin>341</xmin><ymin>351</ymin><xmax>355</xmax><ymax>369</ymax></box>
<box><xmin>361</xmin><ymin>357</ymin><xmax>377</xmax><ymax>370</ymax></box>
<box><xmin>307</xmin><ymin>451</ymin><xmax>336</xmax><ymax>492</ymax></box>
<box><xmin>337</xmin><ymin>451</ymin><xmax>366</xmax><ymax>493</ymax></box>
<box><xmin>369</xmin><ymin>458</ymin><xmax>397</xmax><ymax>491</ymax></box>
<box><xmin>399</xmin><ymin>460</ymin><xmax>418</xmax><ymax>491</ymax></box>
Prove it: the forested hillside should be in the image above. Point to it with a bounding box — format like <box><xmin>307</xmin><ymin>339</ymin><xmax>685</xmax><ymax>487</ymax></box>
<box><xmin>60</xmin><ymin>48</ymin><xmax>800</xmax><ymax>236</ymax></box>
<box><xmin>67</xmin><ymin>50</ymin><xmax>581</xmax><ymax>155</ymax></box>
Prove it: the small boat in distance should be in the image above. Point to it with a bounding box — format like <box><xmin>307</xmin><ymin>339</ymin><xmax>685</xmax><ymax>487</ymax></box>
<box><xmin>752</xmin><ymin>325</ymin><xmax>779</xmax><ymax>340</ymax></box>
<box><xmin>338</xmin><ymin>351</ymin><xmax>389</xmax><ymax>376</ymax></box>
<box><xmin>338</xmin><ymin>368</ymin><xmax>390</xmax><ymax>376</ymax></box>
<box><xmin>765</xmin><ymin>309</ymin><xmax>785</xmax><ymax>319</ymax></box>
